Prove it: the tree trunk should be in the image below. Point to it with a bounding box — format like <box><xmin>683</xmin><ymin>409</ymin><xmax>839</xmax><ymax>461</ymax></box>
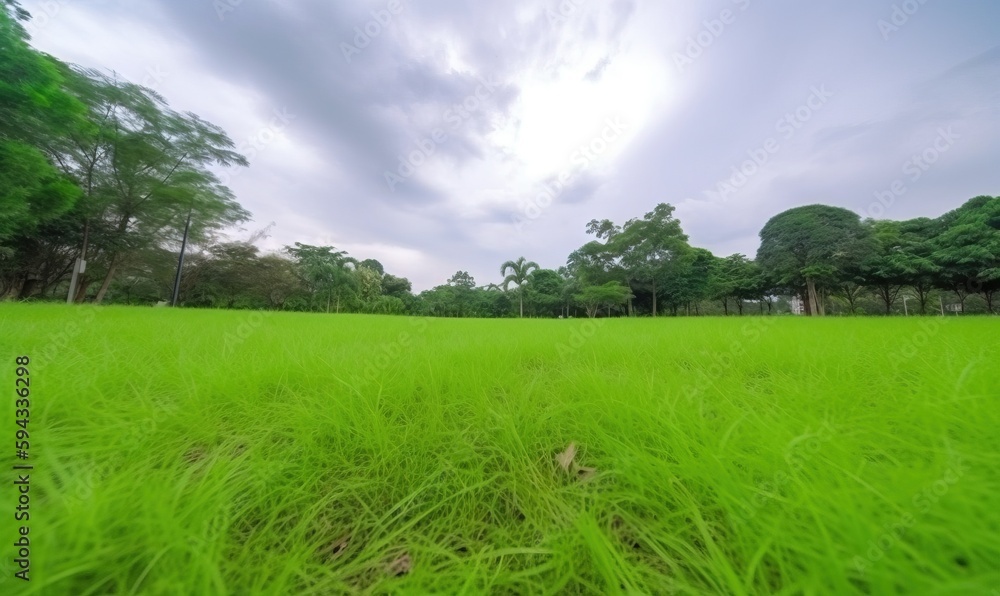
<box><xmin>17</xmin><ymin>277</ymin><xmax>35</xmax><ymax>300</ymax></box>
<box><xmin>93</xmin><ymin>257</ymin><xmax>119</xmax><ymax>304</ymax></box>
<box><xmin>806</xmin><ymin>278</ymin><xmax>821</xmax><ymax>317</ymax></box>
<box><xmin>914</xmin><ymin>283</ymin><xmax>930</xmax><ymax>315</ymax></box>
<box><xmin>722</xmin><ymin>298</ymin><xmax>729</xmax><ymax>316</ymax></box>
<box><xmin>652</xmin><ymin>279</ymin><xmax>657</xmax><ymax>317</ymax></box>
<box><xmin>839</xmin><ymin>284</ymin><xmax>860</xmax><ymax>314</ymax></box>
<box><xmin>953</xmin><ymin>285</ymin><xmax>968</xmax><ymax>313</ymax></box>
<box><xmin>74</xmin><ymin>276</ymin><xmax>91</xmax><ymax>303</ymax></box>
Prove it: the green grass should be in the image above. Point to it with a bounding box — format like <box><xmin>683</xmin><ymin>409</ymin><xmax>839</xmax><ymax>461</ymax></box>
<box><xmin>1</xmin><ymin>304</ymin><xmax>998</xmax><ymax>594</ymax></box>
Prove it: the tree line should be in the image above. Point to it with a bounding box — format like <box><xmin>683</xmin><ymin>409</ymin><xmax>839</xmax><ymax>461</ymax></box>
<box><xmin>2</xmin><ymin>3</ymin><xmax>998</xmax><ymax>317</ymax></box>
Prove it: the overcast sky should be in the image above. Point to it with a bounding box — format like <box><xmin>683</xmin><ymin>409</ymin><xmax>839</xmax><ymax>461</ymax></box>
<box><xmin>20</xmin><ymin>0</ymin><xmax>1000</xmax><ymax>290</ymax></box>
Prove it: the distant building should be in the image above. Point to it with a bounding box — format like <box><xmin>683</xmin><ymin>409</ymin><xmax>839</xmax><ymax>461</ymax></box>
<box><xmin>789</xmin><ymin>296</ymin><xmax>805</xmax><ymax>315</ymax></box>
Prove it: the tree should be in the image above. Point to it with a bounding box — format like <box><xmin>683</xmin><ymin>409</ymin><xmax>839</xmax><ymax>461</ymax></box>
<box><xmin>931</xmin><ymin>196</ymin><xmax>1000</xmax><ymax>313</ymax></box>
<box><xmin>861</xmin><ymin>220</ymin><xmax>908</xmax><ymax>315</ymax></box>
<box><xmin>359</xmin><ymin>258</ymin><xmax>385</xmax><ymax>275</ymax></box>
<box><xmin>671</xmin><ymin>248</ymin><xmax>716</xmax><ymax>315</ymax></box>
<box><xmin>500</xmin><ymin>256</ymin><xmax>539</xmax><ymax>317</ymax></box>
<box><xmin>448</xmin><ymin>270</ymin><xmax>476</xmax><ymax>290</ymax></box>
<box><xmin>525</xmin><ymin>268</ymin><xmax>564</xmax><ymax>317</ymax></box>
<box><xmin>188</xmin><ymin>241</ymin><xmax>261</xmax><ymax>308</ymax></box>
<box><xmin>897</xmin><ymin>218</ymin><xmax>942</xmax><ymax>315</ymax></box>
<box><xmin>712</xmin><ymin>254</ymin><xmax>760</xmax><ymax>315</ymax></box>
<box><xmin>757</xmin><ymin>205</ymin><xmax>874</xmax><ymax>316</ymax></box>
<box><xmin>285</xmin><ymin>243</ymin><xmax>356</xmax><ymax>313</ymax></box>
<box><xmin>44</xmin><ymin>67</ymin><xmax>250</xmax><ymax>303</ymax></box>
<box><xmin>575</xmin><ymin>281</ymin><xmax>632</xmax><ymax>318</ymax></box>
<box><xmin>613</xmin><ymin>203</ymin><xmax>690</xmax><ymax>317</ymax></box>
<box><xmin>0</xmin><ymin>5</ymin><xmax>86</xmax><ymax>247</ymax></box>
<box><xmin>254</xmin><ymin>254</ymin><xmax>303</xmax><ymax>310</ymax></box>
<box><xmin>355</xmin><ymin>266</ymin><xmax>383</xmax><ymax>308</ymax></box>
<box><xmin>447</xmin><ymin>271</ymin><xmax>476</xmax><ymax>317</ymax></box>
<box><xmin>381</xmin><ymin>273</ymin><xmax>413</xmax><ymax>301</ymax></box>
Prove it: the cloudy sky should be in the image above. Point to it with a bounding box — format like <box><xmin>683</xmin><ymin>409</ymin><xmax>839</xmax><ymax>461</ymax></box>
<box><xmin>21</xmin><ymin>0</ymin><xmax>1000</xmax><ymax>290</ymax></box>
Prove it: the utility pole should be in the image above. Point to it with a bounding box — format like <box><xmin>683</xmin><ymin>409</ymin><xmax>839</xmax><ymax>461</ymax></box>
<box><xmin>170</xmin><ymin>206</ymin><xmax>194</xmax><ymax>307</ymax></box>
<box><xmin>66</xmin><ymin>258</ymin><xmax>85</xmax><ymax>304</ymax></box>
<box><xmin>66</xmin><ymin>219</ymin><xmax>91</xmax><ymax>303</ymax></box>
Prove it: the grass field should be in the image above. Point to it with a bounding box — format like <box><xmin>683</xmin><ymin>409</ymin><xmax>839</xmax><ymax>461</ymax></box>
<box><xmin>1</xmin><ymin>305</ymin><xmax>998</xmax><ymax>594</ymax></box>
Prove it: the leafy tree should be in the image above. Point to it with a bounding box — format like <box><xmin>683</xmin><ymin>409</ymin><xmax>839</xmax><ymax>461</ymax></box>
<box><xmin>356</xmin><ymin>266</ymin><xmax>383</xmax><ymax>307</ymax></box>
<box><xmin>359</xmin><ymin>258</ymin><xmax>385</xmax><ymax>275</ymax></box>
<box><xmin>44</xmin><ymin>67</ymin><xmax>250</xmax><ymax>303</ymax></box>
<box><xmin>613</xmin><ymin>203</ymin><xmax>690</xmax><ymax>317</ymax></box>
<box><xmin>897</xmin><ymin>218</ymin><xmax>943</xmax><ymax>314</ymax></box>
<box><xmin>575</xmin><ymin>281</ymin><xmax>632</xmax><ymax>318</ymax></box>
<box><xmin>448</xmin><ymin>270</ymin><xmax>476</xmax><ymax>289</ymax></box>
<box><xmin>369</xmin><ymin>295</ymin><xmax>406</xmax><ymax>315</ymax></box>
<box><xmin>711</xmin><ymin>254</ymin><xmax>760</xmax><ymax>315</ymax></box>
<box><xmin>0</xmin><ymin>5</ymin><xmax>86</xmax><ymax>246</ymax></box>
<box><xmin>670</xmin><ymin>247</ymin><xmax>716</xmax><ymax>315</ymax></box>
<box><xmin>500</xmin><ymin>257</ymin><xmax>539</xmax><ymax>317</ymax></box>
<box><xmin>757</xmin><ymin>205</ymin><xmax>874</xmax><ymax>316</ymax></box>
<box><xmin>285</xmin><ymin>243</ymin><xmax>357</xmax><ymax>313</ymax></box>
<box><xmin>931</xmin><ymin>196</ymin><xmax>1000</xmax><ymax>313</ymax></box>
<box><xmin>254</xmin><ymin>254</ymin><xmax>303</xmax><ymax>310</ymax></box>
<box><xmin>187</xmin><ymin>242</ymin><xmax>261</xmax><ymax>308</ymax></box>
<box><xmin>381</xmin><ymin>273</ymin><xmax>412</xmax><ymax>300</ymax></box>
<box><xmin>861</xmin><ymin>220</ymin><xmax>909</xmax><ymax>315</ymax></box>
<box><xmin>525</xmin><ymin>268</ymin><xmax>564</xmax><ymax>317</ymax></box>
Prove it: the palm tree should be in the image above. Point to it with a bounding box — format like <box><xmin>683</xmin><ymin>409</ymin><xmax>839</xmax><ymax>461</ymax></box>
<box><xmin>500</xmin><ymin>256</ymin><xmax>539</xmax><ymax>318</ymax></box>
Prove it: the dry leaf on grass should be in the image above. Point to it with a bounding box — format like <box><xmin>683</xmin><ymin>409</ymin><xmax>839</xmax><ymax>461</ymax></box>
<box><xmin>555</xmin><ymin>442</ymin><xmax>598</xmax><ymax>481</ymax></box>
<box><xmin>555</xmin><ymin>442</ymin><xmax>578</xmax><ymax>471</ymax></box>
<box><xmin>388</xmin><ymin>553</ymin><xmax>412</xmax><ymax>577</ymax></box>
